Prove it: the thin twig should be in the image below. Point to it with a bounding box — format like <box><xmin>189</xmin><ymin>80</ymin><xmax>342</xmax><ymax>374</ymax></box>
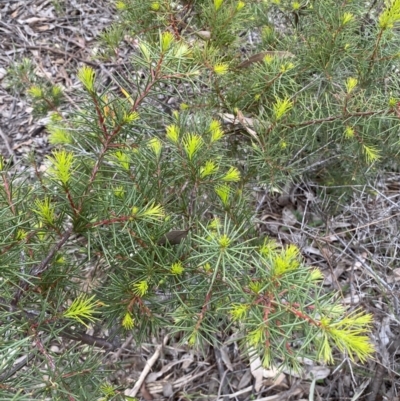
<box><xmin>124</xmin><ymin>335</ymin><xmax>170</xmax><ymax>398</ymax></box>
<box><xmin>0</xmin><ymin>353</ymin><xmax>36</xmax><ymax>382</ymax></box>
<box><xmin>6</xmin><ymin>43</ymin><xmax>99</xmax><ymax>68</ymax></box>
<box><xmin>110</xmin><ymin>334</ymin><xmax>134</xmax><ymax>362</ymax></box>
<box><xmin>12</xmin><ymin>227</ymin><xmax>74</xmax><ymax>305</ymax></box>
<box><xmin>0</xmin><ymin>126</ymin><xmax>15</xmax><ymax>158</ymax></box>
<box><xmin>0</xmin><ymin>299</ymin><xmax>117</xmax><ymax>351</ymax></box>
<box><xmin>322</xmin><ymin>212</ymin><xmax>400</xmax><ymax>240</ymax></box>
<box><xmin>214</xmin><ymin>339</ymin><xmax>230</xmax><ymax>401</ymax></box>
<box><xmin>366</xmin><ymin>363</ymin><xmax>385</xmax><ymax>401</ymax></box>
<box><xmin>334</xmin><ymin>234</ymin><xmax>392</xmax><ymax>292</ymax></box>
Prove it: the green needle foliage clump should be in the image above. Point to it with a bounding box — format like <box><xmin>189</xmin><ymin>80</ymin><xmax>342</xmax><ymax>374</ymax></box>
<box><xmin>3</xmin><ymin>0</ymin><xmax>400</xmax><ymax>398</ymax></box>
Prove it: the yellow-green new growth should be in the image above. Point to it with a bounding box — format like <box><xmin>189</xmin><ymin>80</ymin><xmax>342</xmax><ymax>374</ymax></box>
<box><xmin>379</xmin><ymin>0</ymin><xmax>400</xmax><ymax>29</ymax></box>
<box><xmin>148</xmin><ymin>137</ymin><xmax>163</xmax><ymax>158</ymax></box>
<box><xmin>188</xmin><ymin>330</ymin><xmax>199</xmax><ymax>346</ymax></box>
<box><xmin>262</xmin><ymin>26</ymin><xmax>274</xmax><ymax>41</ymax></box>
<box><xmin>34</xmin><ymin>221</ymin><xmax>46</xmax><ymax>242</ymax></box>
<box><xmin>15</xmin><ymin>229</ymin><xmax>27</xmax><ymax>241</ymax></box>
<box><xmin>183</xmin><ymin>133</ymin><xmax>204</xmax><ymax>160</ymax></box>
<box><xmin>263</xmin><ymin>54</ymin><xmax>275</xmax><ymax>65</ymax></box>
<box><xmin>215</xmin><ymin>183</ymin><xmax>231</xmax><ymax>206</ymax></box>
<box><xmin>200</xmin><ymin>160</ymin><xmax>219</xmax><ymax>178</ymax></box>
<box><xmin>64</xmin><ymin>294</ymin><xmax>101</xmax><ymax>328</ymax></box>
<box><xmin>100</xmin><ymin>382</ymin><xmax>116</xmax><ymax>397</ymax></box>
<box><xmin>279</xmin><ymin>62</ymin><xmax>295</xmax><ymax>73</ymax></box>
<box><xmin>115</xmin><ymin>1</ymin><xmax>126</xmax><ymax>10</ymax></box>
<box><xmin>166</xmin><ymin>124</ymin><xmax>180</xmax><ymax>143</ymax></box>
<box><xmin>344</xmin><ymin>126</ymin><xmax>355</xmax><ymax>139</ymax></box>
<box><xmin>363</xmin><ymin>144</ymin><xmax>381</xmax><ymax>163</ymax></box>
<box><xmin>248</xmin><ymin>327</ymin><xmax>264</xmax><ymax>346</ymax></box>
<box><xmin>218</xmin><ymin>234</ymin><xmax>231</xmax><ymax>250</ymax></box>
<box><xmin>161</xmin><ymin>31</ymin><xmax>174</xmax><ymax>52</ymax></box>
<box><xmin>271</xmin><ymin>244</ymin><xmax>300</xmax><ymax>275</ymax></box>
<box><xmin>209</xmin><ymin>119</ymin><xmax>224</xmax><ymax>142</ymax></box>
<box><xmin>27</xmin><ymin>85</ymin><xmax>43</xmax><ymax>98</ymax></box>
<box><xmin>122</xmin><ymin>312</ymin><xmax>135</xmax><ymax>329</ymax></box>
<box><xmin>248</xmin><ymin>280</ymin><xmax>263</xmax><ymax>294</ymax></box>
<box><xmin>319</xmin><ymin>311</ymin><xmax>374</xmax><ymax>363</ymax></box>
<box><xmin>341</xmin><ymin>12</ymin><xmax>354</xmax><ymax>25</ymax></box>
<box><xmin>77</xmin><ymin>66</ymin><xmax>96</xmax><ymax>92</ymax></box>
<box><xmin>142</xmin><ymin>202</ymin><xmax>164</xmax><ymax>219</ymax></box>
<box><xmin>150</xmin><ymin>2</ymin><xmax>160</xmax><ymax>11</ymax></box>
<box><xmin>273</xmin><ymin>97</ymin><xmax>293</xmax><ymax>121</ymax></box>
<box><xmin>113</xmin><ymin>186</ymin><xmax>125</xmax><ymax>198</ymax></box>
<box><xmin>236</xmin><ymin>1</ymin><xmax>245</xmax><ymax>11</ymax></box>
<box><xmin>47</xmin><ymin>150</ymin><xmax>74</xmax><ymax>186</ymax></box>
<box><xmin>51</xmin><ymin>85</ymin><xmax>63</xmax><ymax>98</ymax></box>
<box><xmin>213</xmin><ymin>63</ymin><xmax>229</xmax><ymax>75</ymax></box>
<box><xmin>122</xmin><ymin>111</ymin><xmax>139</xmax><ymax>123</ymax></box>
<box><xmin>47</xmin><ymin>124</ymin><xmax>72</xmax><ymax>145</ymax></box>
<box><xmin>33</xmin><ymin>198</ymin><xmax>56</xmax><ymax>226</ymax></box>
<box><xmin>208</xmin><ymin>217</ymin><xmax>221</xmax><ymax>230</ymax></box>
<box><xmin>259</xmin><ymin>237</ymin><xmax>280</xmax><ymax>256</ymax></box>
<box><xmin>309</xmin><ymin>268</ymin><xmax>323</xmax><ymax>281</ymax></box>
<box><xmin>114</xmin><ymin>150</ymin><xmax>130</xmax><ymax>171</ymax></box>
<box><xmin>131</xmin><ymin>202</ymin><xmax>165</xmax><ymax>221</ymax></box>
<box><xmin>171</xmin><ymin>261</ymin><xmax>184</xmax><ymax>275</ymax></box>
<box><xmin>174</xmin><ymin>42</ymin><xmax>191</xmax><ymax>58</ymax></box>
<box><xmin>345</xmin><ymin>77</ymin><xmax>358</xmax><ymax>94</ymax></box>
<box><xmin>139</xmin><ymin>41</ymin><xmax>151</xmax><ymax>63</ymax></box>
<box><xmin>214</xmin><ymin>0</ymin><xmax>224</xmax><ymax>11</ymax></box>
<box><xmin>132</xmin><ymin>280</ymin><xmax>149</xmax><ymax>297</ymax></box>
<box><xmin>230</xmin><ymin>303</ymin><xmax>249</xmax><ymax>321</ymax></box>
<box><xmin>292</xmin><ymin>2</ymin><xmax>301</xmax><ymax>10</ymax></box>
<box><xmin>389</xmin><ymin>97</ymin><xmax>399</xmax><ymax>107</ymax></box>
<box><xmin>222</xmin><ymin>166</ymin><xmax>241</xmax><ymax>182</ymax></box>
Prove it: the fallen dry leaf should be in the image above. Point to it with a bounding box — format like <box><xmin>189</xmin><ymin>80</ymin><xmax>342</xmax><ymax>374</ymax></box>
<box><xmin>248</xmin><ymin>347</ymin><xmax>264</xmax><ymax>392</ymax></box>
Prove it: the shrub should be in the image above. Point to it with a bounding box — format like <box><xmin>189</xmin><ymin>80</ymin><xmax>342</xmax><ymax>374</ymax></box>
<box><xmin>3</xmin><ymin>0</ymin><xmax>400</xmax><ymax>398</ymax></box>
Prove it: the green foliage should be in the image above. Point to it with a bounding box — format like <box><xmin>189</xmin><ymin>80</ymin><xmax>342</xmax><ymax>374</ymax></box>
<box><xmin>3</xmin><ymin>0</ymin><xmax>400</xmax><ymax>398</ymax></box>
<box><xmin>51</xmin><ymin>0</ymin><xmax>67</xmax><ymax>16</ymax></box>
<box><xmin>5</xmin><ymin>58</ymin><xmax>36</xmax><ymax>92</ymax></box>
<box><xmin>6</xmin><ymin>59</ymin><xmax>65</xmax><ymax>116</ymax></box>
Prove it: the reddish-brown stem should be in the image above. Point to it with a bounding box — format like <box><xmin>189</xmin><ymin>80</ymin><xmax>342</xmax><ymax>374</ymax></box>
<box><xmin>342</xmin><ymin>94</ymin><xmax>350</xmax><ymax>115</ymax></box>
<box><xmin>88</xmin><ymin>215</ymin><xmax>132</xmax><ymax>228</ymax></box>
<box><xmin>369</xmin><ymin>29</ymin><xmax>384</xmax><ymax>66</ymax></box>
<box><xmin>31</xmin><ymin>326</ymin><xmax>56</xmax><ymax>371</ymax></box>
<box><xmin>65</xmin><ymin>187</ymin><xmax>79</xmax><ymax>217</ymax></box>
<box><xmin>82</xmin><ymin>54</ymin><xmax>164</xmax><ymax>196</ymax></box>
<box><xmin>274</xmin><ymin>299</ymin><xmax>321</xmax><ymax>327</ymax></box>
<box><xmin>131</xmin><ymin>54</ymin><xmax>164</xmax><ymax>112</ymax></box>
<box><xmin>90</xmin><ymin>93</ymin><xmax>109</xmax><ymax>139</ymax></box>
<box><xmin>127</xmin><ymin>296</ymin><xmax>152</xmax><ymax>317</ymax></box>
<box><xmin>194</xmin><ymin>290</ymin><xmax>213</xmax><ymax>332</ymax></box>
<box><xmin>169</xmin><ymin>11</ymin><xmax>182</xmax><ymax>40</ymax></box>
<box><xmin>1</xmin><ymin>172</ymin><xmax>16</xmax><ymax>215</ymax></box>
<box><xmin>12</xmin><ymin>54</ymin><xmax>165</xmax><ymax>305</ymax></box>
